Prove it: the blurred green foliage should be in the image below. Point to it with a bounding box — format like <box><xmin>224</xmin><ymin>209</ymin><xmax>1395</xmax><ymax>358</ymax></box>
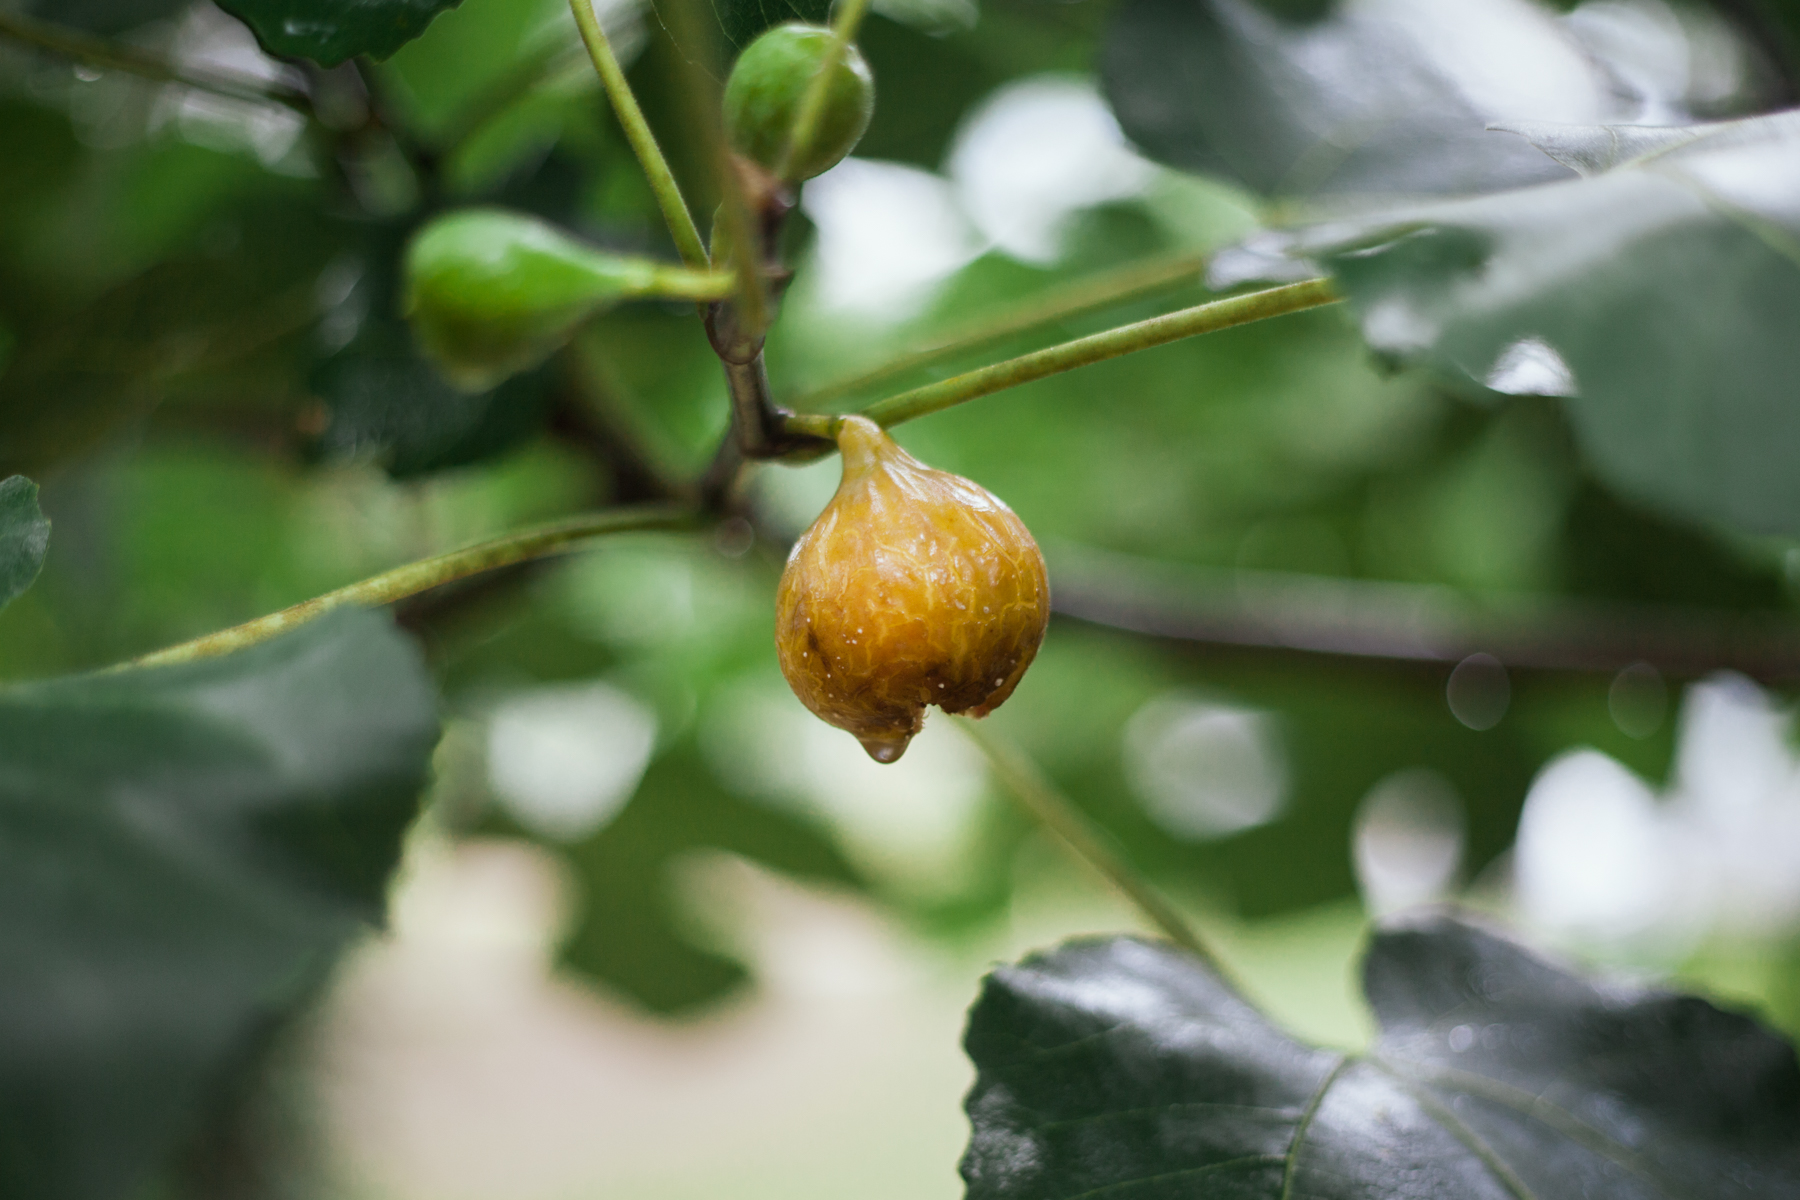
<box><xmin>2</xmin><ymin>0</ymin><xmax>1800</xmax><ymax>1194</ymax></box>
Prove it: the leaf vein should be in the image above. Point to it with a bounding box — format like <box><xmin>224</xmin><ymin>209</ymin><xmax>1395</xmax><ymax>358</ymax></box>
<box><xmin>1031</xmin><ymin>1100</ymin><xmax>1307</xmax><ymax>1134</ymax></box>
<box><xmin>1280</xmin><ymin>1053</ymin><xmax>1354</xmax><ymax>1200</ymax></box>
<box><xmin>1052</xmin><ymin>1154</ymin><xmax>1287</xmax><ymax>1200</ymax></box>
<box><xmin>1371</xmin><ymin>1060</ymin><xmax>1541</xmax><ymax>1200</ymax></box>
<box><xmin>1378</xmin><ymin>1056</ymin><xmax>1681</xmax><ymax>1199</ymax></box>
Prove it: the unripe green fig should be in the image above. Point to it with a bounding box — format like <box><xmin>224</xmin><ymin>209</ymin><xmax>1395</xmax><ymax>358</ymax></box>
<box><xmin>722</xmin><ymin>23</ymin><xmax>874</xmax><ymax>183</ymax></box>
<box><xmin>403</xmin><ymin>208</ymin><xmax>729</xmax><ymax>390</ymax></box>
<box><xmin>775</xmin><ymin>417</ymin><xmax>1049</xmax><ymax>763</ymax></box>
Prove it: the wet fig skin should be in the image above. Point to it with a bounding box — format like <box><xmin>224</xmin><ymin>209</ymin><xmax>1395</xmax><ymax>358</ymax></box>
<box><xmin>776</xmin><ymin>416</ymin><xmax>1049</xmax><ymax>763</ymax></box>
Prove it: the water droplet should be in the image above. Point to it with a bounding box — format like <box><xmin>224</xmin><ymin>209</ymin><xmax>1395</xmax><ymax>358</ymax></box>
<box><xmin>858</xmin><ymin>734</ymin><xmax>910</xmax><ymax>763</ymax></box>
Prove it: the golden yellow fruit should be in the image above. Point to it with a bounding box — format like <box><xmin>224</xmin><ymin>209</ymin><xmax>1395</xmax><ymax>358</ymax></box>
<box><xmin>775</xmin><ymin>416</ymin><xmax>1050</xmax><ymax>763</ymax></box>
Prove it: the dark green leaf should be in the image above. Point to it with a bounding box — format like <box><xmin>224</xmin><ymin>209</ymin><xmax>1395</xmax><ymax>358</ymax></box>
<box><xmin>311</xmin><ymin>219</ymin><xmax>555</xmax><ymax>478</ymax></box>
<box><xmin>1100</xmin><ymin>0</ymin><xmax>1598</xmax><ymax>199</ymax></box>
<box><xmin>312</xmin><ymin>318</ymin><xmax>555</xmax><ymax>479</ymax></box>
<box><xmin>0</xmin><ymin>476</ymin><xmax>49</xmax><ymax>614</ymax></box>
<box><xmin>215</xmin><ymin>0</ymin><xmax>463</xmax><ymax>65</ymax></box>
<box><xmin>0</xmin><ymin>610</ymin><xmax>439</xmax><ymax>1200</ymax></box>
<box><xmin>25</xmin><ymin>0</ymin><xmax>189</xmax><ymax>34</ymax></box>
<box><xmin>962</xmin><ymin>915</ymin><xmax>1800</xmax><ymax>1200</ymax></box>
<box><xmin>1300</xmin><ymin>112</ymin><xmax>1800</xmax><ymax>537</ymax></box>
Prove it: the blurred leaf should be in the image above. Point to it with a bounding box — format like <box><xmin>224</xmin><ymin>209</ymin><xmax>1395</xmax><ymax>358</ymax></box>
<box><xmin>851</xmin><ymin>15</ymin><xmax>996</xmax><ymax>168</ymax></box>
<box><xmin>313</xmin><ymin>327</ymin><xmax>556</xmax><ymax>478</ymax></box>
<box><xmin>0</xmin><ymin>609</ymin><xmax>438</xmax><ymax>1200</ymax></box>
<box><xmin>0</xmin><ymin>181</ymin><xmax>341</xmax><ymax>476</ymax></box>
<box><xmin>23</xmin><ymin>0</ymin><xmax>189</xmax><ymax>34</ymax></box>
<box><xmin>992</xmin><ymin>627</ymin><xmax>1541</xmax><ymax>918</ymax></box>
<box><xmin>962</xmin><ymin>915</ymin><xmax>1800</xmax><ymax>1200</ymax></box>
<box><xmin>1300</xmin><ymin>111</ymin><xmax>1800</xmax><ymax>537</ymax></box>
<box><xmin>554</xmin><ymin>738</ymin><xmax>867</xmax><ymax>1013</ymax></box>
<box><xmin>216</xmin><ymin>0</ymin><xmax>463</xmax><ymax>65</ymax></box>
<box><xmin>0</xmin><ymin>99</ymin><xmax>81</xmax><ymax>242</ymax></box>
<box><xmin>0</xmin><ymin>476</ymin><xmax>49</xmax><ymax>615</ymax></box>
<box><xmin>1100</xmin><ymin>0</ymin><xmax>1607</xmax><ymax>200</ymax></box>
<box><xmin>716</xmin><ymin>0</ymin><xmax>833</xmax><ymax>54</ymax></box>
<box><xmin>312</xmin><ymin>220</ymin><xmax>556</xmax><ymax>478</ymax></box>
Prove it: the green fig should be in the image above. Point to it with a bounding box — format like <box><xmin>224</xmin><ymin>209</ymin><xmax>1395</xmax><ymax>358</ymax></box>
<box><xmin>722</xmin><ymin>23</ymin><xmax>875</xmax><ymax>183</ymax></box>
<box><xmin>403</xmin><ymin>208</ymin><xmax>730</xmax><ymax>391</ymax></box>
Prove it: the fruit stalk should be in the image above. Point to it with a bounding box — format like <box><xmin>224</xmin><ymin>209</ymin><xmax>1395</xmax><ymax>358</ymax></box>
<box><xmin>567</xmin><ymin>0</ymin><xmax>709</xmax><ymax>268</ymax></box>
<box><xmin>859</xmin><ymin>278</ymin><xmax>1340</xmax><ymax>427</ymax></box>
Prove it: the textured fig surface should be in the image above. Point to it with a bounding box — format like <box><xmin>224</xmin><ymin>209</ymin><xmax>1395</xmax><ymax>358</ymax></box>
<box><xmin>776</xmin><ymin>417</ymin><xmax>1049</xmax><ymax>762</ymax></box>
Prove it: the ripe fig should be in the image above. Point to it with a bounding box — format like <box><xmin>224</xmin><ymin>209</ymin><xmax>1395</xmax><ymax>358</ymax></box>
<box><xmin>775</xmin><ymin>416</ymin><xmax>1049</xmax><ymax>763</ymax></box>
<box><xmin>722</xmin><ymin>23</ymin><xmax>874</xmax><ymax>183</ymax></box>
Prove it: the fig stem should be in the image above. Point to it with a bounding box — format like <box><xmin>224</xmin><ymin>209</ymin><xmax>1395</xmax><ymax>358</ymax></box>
<box><xmin>0</xmin><ymin>10</ymin><xmax>312</xmax><ymax>114</ymax></box>
<box><xmin>955</xmin><ymin>717</ymin><xmax>1229</xmax><ymax>975</ymax></box>
<box><xmin>791</xmin><ymin>250</ymin><xmax>1213</xmax><ymax>411</ymax></box>
<box><xmin>856</xmin><ymin>277</ymin><xmax>1340</xmax><ymax>429</ymax></box>
<box><xmin>124</xmin><ymin>504</ymin><xmax>695</xmax><ymax>669</ymax></box>
<box><xmin>656</xmin><ymin>0</ymin><xmax>772</xmax><ymax>335</ymax></box>
<box><xmin>568</xmin><ymin>0</ymin><xmax>710</xmax><ymax>269</ymax></box>
<box><xmin>774</xmin><ymin>0</ymin><xmax>875</xmax><ymax>182</ymax></box>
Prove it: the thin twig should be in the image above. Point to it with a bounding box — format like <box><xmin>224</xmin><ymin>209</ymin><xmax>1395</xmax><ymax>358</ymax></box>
<box><xmin>568</xmin><ymin>0</ymin><xmax>709</xmax><ymax>267</ymax></box>
<box><xmin>956</xmin><ymin>717</ymin><xmax>1226</xmax><ymax>973</ymax></box>
<box><xmin>659</xmin><ymin>0</ymin><xmax>768</xmax><ymax>334</ymax></box>
<box><xmin>850</xmin><ymin>278</ymin><xmax>1340</xmax><ymax>430</ymax></box>
<box><xmin>791</xmin><ymin>251</ymin><xmax>1212</xmax><ymax>411</ymax></box>
<box><xmin>0</xmin><ymin>10</ymin><xmax>312</xmax><ymax>114</ymax></box>
<box><xmin>127</xmin><ymin>505</ymin><xmax>694</xmax><ymax>668</ymax></box>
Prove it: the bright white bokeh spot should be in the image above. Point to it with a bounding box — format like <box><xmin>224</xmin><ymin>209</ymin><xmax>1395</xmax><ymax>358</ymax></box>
<box><xmin>1485</xmin><ymin>337</ymin><xmax>1578</xmax><ymax>397</ymax></box>
<box><xmin>1124</xmin><ymin>693</ymin><xmax>1287</xmax><ymax>839</ymax></box>
<box><xmin>161</xmin><ymin>5</ymin><xmax>307</xmax><ymax>168</ymax></box>
<box><xmin>1373</xmin><ymin>0</ymin><xmax>1612</xmax><ymax>124</ymax></box>
<box><xmin>1563</xmin><ymin>0</ymin><xmax>1695</xmax><ymax>122</ymax></box>
<box><xmin>1513</xmin><ymin>673</ymin><xmax>1800</xmax><ymax>953</ymax></box>
<box><xmin>487</xmin><ymin>683</ymin><xmax>658</xmax><ymax>842</ymax></box>
<box><xmin>1514</xmin><ymin>749</ymin><xmax>1674</xmax><ymax>945</ymax></box>
<box><xmin>1353</xmin><ymin>768</ymin><xmax>1465</xmax><ymax>917</ymax></box>
<box><xmin>801</xmin><ymin>159</ymin><xmax>985</xmax><ymax>319</ymax></box>
<box><xmin>1668</xmin><ymin>674</ymin><xmax>1800</xmax><ymax>936</ymax></box>
<box><xmin>947</xmin><ymin>76</ymin><xmax>1156</xmax><ymax>264</ymax></box>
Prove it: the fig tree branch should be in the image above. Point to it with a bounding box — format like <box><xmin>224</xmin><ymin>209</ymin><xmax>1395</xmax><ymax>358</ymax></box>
<box><xmin>568</xmin><ymin>0</ymin><xmax>710</xmax><ymax>268</ymax></box>
<box><xmin>127</xmin><ymin>504</ymin><xmax>695</xmax><ymax>669</ymax></box>
<box><xmin>0</xmin><ymin>10</ymin><xmax>312</xmax><ymax>115</ymax></box>
<box><xmin>659</xmin><ymin>0</ymin><xmax>770</xmax><ymax>335</ymax></box>
<box><xmin>1049</xmin><ymin>542</ymin><xmax>1800</xmax><ymax>683</ymax></box>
